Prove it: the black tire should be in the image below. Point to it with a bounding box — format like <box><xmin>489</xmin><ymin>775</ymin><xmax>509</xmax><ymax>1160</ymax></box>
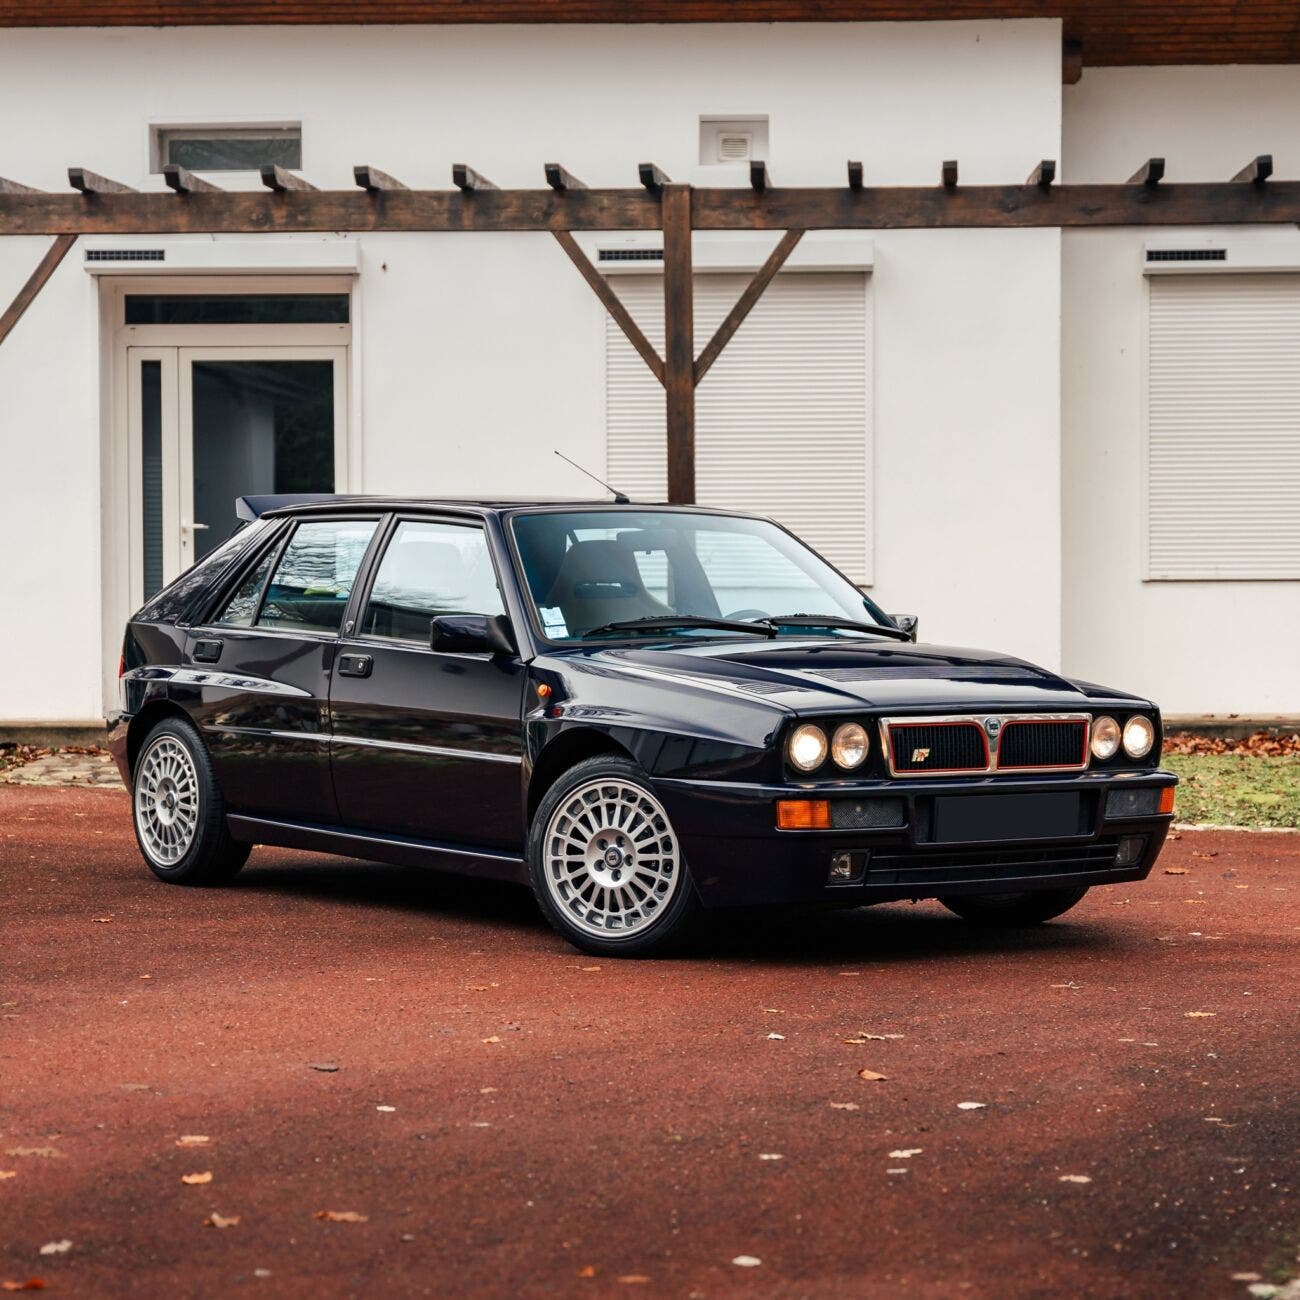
<box><xmin>527</xmin><ymin>755</ymin><xmax>700</xmax><ymax>957</ymax></box>
<box><xmin>131</xmin><ymin>715</ymin><xmax>251</xmax><ymax>885</ymax></box>
<box><xmin>939</xmin><ymin>886</ymin><xmax>1089</xmax><ymax>927</ymax></box>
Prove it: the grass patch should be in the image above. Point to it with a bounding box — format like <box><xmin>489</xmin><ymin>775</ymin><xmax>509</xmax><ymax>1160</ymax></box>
<box><xmin>1164</xmin><ymin>753</ymin><xmax>1300</xmax><ymax>829</ymax></box>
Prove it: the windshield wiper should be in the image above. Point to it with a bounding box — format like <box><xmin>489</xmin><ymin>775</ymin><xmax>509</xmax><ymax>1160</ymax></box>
<box><xmin>764</xmin><ymin>614</ymin><xmax>913</xmax><ymax>642</ymax></box>
<box><xmin>583</xmin><ymin>616</ymin><xmax>778</xmax><ymax>639</ymax></box>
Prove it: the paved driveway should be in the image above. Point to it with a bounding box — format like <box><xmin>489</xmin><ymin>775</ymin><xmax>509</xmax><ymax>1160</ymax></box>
<box><xmin>1</xmin><ymin>786</ymin><xmax>1296</xmax><ymax>1298</ymax></box>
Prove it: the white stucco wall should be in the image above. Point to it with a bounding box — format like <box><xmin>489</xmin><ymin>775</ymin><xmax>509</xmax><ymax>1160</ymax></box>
<box><xmin>1062</xmin><ymin>67</ymin><xmax>1300</xmax><ymax>714</ymax></box>
<box><xmin>0</xmin><ymin>19</ymin><xmax>1063</xmax><ymax>720</ymax></box>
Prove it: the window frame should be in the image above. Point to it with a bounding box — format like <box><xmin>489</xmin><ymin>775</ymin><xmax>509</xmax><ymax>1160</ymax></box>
<box><xmin>350</xmin><ymin>514</ymin><xmax>511</xmax><ymax>653</ymax></box>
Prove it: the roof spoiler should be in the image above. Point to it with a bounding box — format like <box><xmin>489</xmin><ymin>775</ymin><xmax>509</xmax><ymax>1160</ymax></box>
<box><xmin>235</xmin><ymin>493</ymin><xmax>339</xmax><ymax>522</ymax></box>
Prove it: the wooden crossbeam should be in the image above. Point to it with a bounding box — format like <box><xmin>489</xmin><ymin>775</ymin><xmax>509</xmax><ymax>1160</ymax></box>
<box><xmin>354</xmin><ymin>165</ymin><xmax>408</xmax><ymax>192</ymax></box>
<box><xmin>749</xmin><ymin>160</ymin><xmax>769</xmax><ymax>192</ymax></box>
<box><xmin>452</xmin><ymin>164</ymin><xmax>497</xmax><ymax>192</ymax></box>
<box><xmin>1130</xmin><ymin>157</ymin><xmax>1165</xmax><ymax>186</ymax></box>
<box><xmin>162</xmin><ymin>164</ymin><xmax>221</xmax><ymax>194</ymax></box>
<box><xmin>552</xmin><ymin>230</ymin><xmax>664</xmax><ymax>384</ymax></box>
<box><xmin>1233</xmin><ymin>154</ymin><xmax>1273</xmax><ymax>184</ymax></box>
<box><xmin>545</xmin><ymin>163</ymin><xmax>585</xmax><ymax>191</ymax></box>
<box><xmin>847</xmin><ymin>161</ymin><xmax>864</xmax><ymax>191</ymax></box>
<box><xmin>260</xmin><ymin>164</ymin><xmax>317</xmax><ymax>193</ymax></box>
<box><xmin>941</xmin><ymin>160</ymin><xmax>959</xmax><ymax>188</ymax></box>
<box><xmin>69</xmin><ymin>168</ymin><xmax>134</xmax><ymax>195</ymax></box>
<box><xmin>638</xmin><ymin>163</ymin><xmax>670</xmax><ymax>193</ymax></box>
<box><xmin>1028</xmin><ymin>159</ymin><xmax>1056</xmax><ymax>188</ymax></box>
<box><xmin>695</xmin><ymin>229</ymin><xmax>804</xmax><ymax>384</ymax></box>
<box><xmin>0</xmin><ymin>177</ymin><xmax>43</xmax><ymax>195</ymax></box>
<box><xmin>0</xmin><ymin>234</ymin><xmax>76</xmax><ymax>347</ymax></box>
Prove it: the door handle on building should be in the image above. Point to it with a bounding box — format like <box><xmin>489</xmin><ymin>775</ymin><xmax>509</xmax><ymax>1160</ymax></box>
<box><xmin>181</xmin><ymin>521</ymin><xmax>209</xmax><ymax>533</ymax></box>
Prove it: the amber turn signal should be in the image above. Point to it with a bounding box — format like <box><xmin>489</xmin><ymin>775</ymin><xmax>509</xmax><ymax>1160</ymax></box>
<box><xmin>1158</xmin><ymin>786</ymin><xmax>1175</xmax><ymax>815</ymax></box>
<box><xmin>776</xmin><ymin>799</ymin><xmax>831</xmax><ymax>830</ymax></box>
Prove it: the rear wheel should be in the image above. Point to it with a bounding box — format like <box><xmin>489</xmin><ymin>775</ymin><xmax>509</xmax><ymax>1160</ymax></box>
<box><xmin>132</xmin><ymin>717</ymin><xmax>250</xmax><ymax>885</ymax></box>
<box><xmin>939</xmin><ymin>886</ymin><xmax>1089</xmax><ymax>927</ymax></box>
<box><xmin>528</xmin><ymin>756</ymin><xmax>699</xmax><ymax>956</ymax></box>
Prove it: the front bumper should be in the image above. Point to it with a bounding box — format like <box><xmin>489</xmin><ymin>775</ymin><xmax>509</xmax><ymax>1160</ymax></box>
<box><xmin>653</xmin><ymin>769</ymin><xmax>1177</xmax><ymax>908</ymax></box>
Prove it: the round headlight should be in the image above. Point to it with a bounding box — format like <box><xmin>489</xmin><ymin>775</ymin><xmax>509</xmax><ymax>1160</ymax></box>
<box><xmin>1123</xmin><ymin>715</ymin><xmax>1155</xmax><ymax>759</ymax></box>
<box><xmin>788</xmin><ymin>724</ymin><xmax>829</xmax><ymax>772</ymax></box>
<box><xmin>831</xmin><ymin>722</ymin><xmax>869</xmax><ymax>770</ymax></box>
<box><xmin>1090</xmin><ymin>716</ymin><xmax>1121</xmax><ymax>761</ymax></box>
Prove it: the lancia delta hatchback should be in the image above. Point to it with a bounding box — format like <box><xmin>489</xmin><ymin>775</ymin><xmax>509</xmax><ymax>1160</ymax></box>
<box><xmin>110</xmin><ymin>497</ymin><xmax>1177</xmax><ymax>956</ymax></box>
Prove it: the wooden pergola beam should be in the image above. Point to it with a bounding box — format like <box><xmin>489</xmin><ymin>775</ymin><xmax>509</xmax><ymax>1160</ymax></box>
<box><xmin>1130</xmin><ymin>157</ymin><xmax>1165</xmax><ymax>186</ymax></box>
<box><xmin>749</xmin><ymin>160</ymin><xmax>769</xmax><ymax>192</ymax></box>
<box><xmin>0</xmin><ymin>176</ymin><xmax>43</xmax><ymax>195</ymax></box>
<box><xmin>260</xmin><ymin>164</ymin><xmax>317</xmax><ymax>192</ymax></box>
<box><xmin>1028</xmin><ymin>159</ymin><xmax>1056</xmax><ymax>188</ymax></box>
<box><xmin>354</xmin><ymin>164</ymin><xmax>408</xmax><ymax>192</ymax></box>
<box><xmin>162</xmin><ymin>164</ymin><xmax>221</xmax><ymax>194</ymax></box>
<box><xmin>452</xmin><ymin>164</ymin><xmax>497</xmax><ymax>192</ymax></box>
<box><xmin>941</xmin><ymin>159</ymin><xmax>959</xmax><ymax>188</ymax></box>
<box><xmin>0</xmin><ymin>234</ymin><xmax>76</xmax><ymax>346</ymax></box>
<box><xmin>545</xmin><ymin>163</ymin><xmax>585</xmax><ymax>191</ymax></box>
<box><xmin>1233</xmin><ymin>154</ymin><xmax>1273</xmax><ymax>184</ymax></box>
<box><xmin>638</xmin><ymin>162</ymin><xmax>669</xmax><ymax>193</ymax></box>
<box><xmin>847</xmin><ymin>161</ymin><xmax>864</xmax><ymax>191</ymax></box>
<box><xmin>69</xmin><ymin>167</ymin><xmax>134</xmax><ymax>195</ymax></box>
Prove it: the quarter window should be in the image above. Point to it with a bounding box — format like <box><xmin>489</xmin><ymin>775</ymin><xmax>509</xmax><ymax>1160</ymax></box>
<box><xmin>363</xmin><ymin>521</ymin><xmax>504</xmax><ymax>643</ymax></box>
<box><xmin>258</xmin><ymin>519</ymin><xmax>378</xmax><ymax>635</ymax></box>
<box><xmin>216</xmin><ymin>546</ymin><xmax>278</xmax><ymax>626</ymax></box>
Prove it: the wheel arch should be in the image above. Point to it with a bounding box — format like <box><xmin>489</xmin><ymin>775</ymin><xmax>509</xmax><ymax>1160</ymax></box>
<box><xmin>526</xmin><ymin>728</ymin><xmax>635</xmax><ymax>824</ymax></box>
<box><xmin>126</xmin><ymin>699</ymin><xmax>196</xmax><ymax>778</ymax></box>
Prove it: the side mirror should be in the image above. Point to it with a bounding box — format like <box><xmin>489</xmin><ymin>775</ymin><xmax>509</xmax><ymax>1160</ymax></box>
<box><xmin>430</xmin><ymin>613</ymin><xmax>516</xmax><ymax>656</ymax></box>
<box><xmin>891</xmin><ymin>614</ymin><xmax>919</xmax><ymax>642</ymax></box>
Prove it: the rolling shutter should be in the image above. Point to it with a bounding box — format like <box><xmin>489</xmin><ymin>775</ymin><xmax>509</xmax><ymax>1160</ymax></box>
<box><xmin>606</xmin><ymin>272</ymin><xmax>871</xmax><ymax>582</ymax></box>
<box><xmin>1148</xmin><ymin>273</ymin><xmax>1300</xmax><ymax>579</ymax></box>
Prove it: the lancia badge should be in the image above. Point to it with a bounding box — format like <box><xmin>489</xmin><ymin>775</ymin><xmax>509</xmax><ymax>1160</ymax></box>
<box><xmin>912</xmin><ymin>747</ymin><xmax>931</xmax><ymax>762</ymax></box>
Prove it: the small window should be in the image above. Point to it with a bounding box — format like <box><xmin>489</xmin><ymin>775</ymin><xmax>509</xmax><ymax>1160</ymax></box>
<box><xmin>699</xmin><ymin>116</ymin><xmax>768</xmax><ymax>165</ymax></box>
<box><xmin>258</xmin><ymin>519</ymin><xmax>378</xmax><ymax>635</ymax></box>
<box><xmin>216</xmin><ymin>547</ymin><xmax>279</xmax><ymax>626</ymax></box>
<box><xmin>152</xmin><ymin>124</ymin><xmax>302</xmax><ymax>173</ymax></box>
<box><xmin>363</xmin><ymin>521</ymin><xmax>505</xmax><ymax>644</ymax></box>
<box><xmin>125</xmin><ymin>295</ymin><xmax>348</xmax><ymax>326</ymax></box>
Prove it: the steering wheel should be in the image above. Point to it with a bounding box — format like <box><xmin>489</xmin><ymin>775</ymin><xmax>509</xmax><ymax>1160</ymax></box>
<box><xmin>724</xmin><ymin>608</ymin><xmax>770</xmax><ymax>622</ymax></box>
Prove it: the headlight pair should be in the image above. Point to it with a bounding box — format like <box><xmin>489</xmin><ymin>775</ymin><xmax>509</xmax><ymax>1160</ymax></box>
<box><xmin>1090</xmin><ymin>714</ymin><xmax>1155</xmax><ymax>761</ymax></box>
<box><xmin>788</xmin><ymin>722</ymin><xmax>869</xmax><ymax>773</ymax></box>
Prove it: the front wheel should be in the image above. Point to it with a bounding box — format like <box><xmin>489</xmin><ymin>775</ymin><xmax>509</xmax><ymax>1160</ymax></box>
<box><xmin>528</xmin><ymin>756</ymin><xmax>699</xmax><ymax>957</ymax></box>
<box><xmin>132</xmin><ymin>716</ymin><xmax>250</xmax><ymax>885</ymax></box>
<box><xmin>939</xmin><ymin>886</ymin><xmax>1089</xmax><ymax>927</ymax></box>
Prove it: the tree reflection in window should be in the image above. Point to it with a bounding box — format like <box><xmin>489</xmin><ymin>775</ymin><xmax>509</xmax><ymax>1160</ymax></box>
<box><xmin>258</xmin><ymin>520</ymin><xmax>377</xmax><ymax>634</ymax></box>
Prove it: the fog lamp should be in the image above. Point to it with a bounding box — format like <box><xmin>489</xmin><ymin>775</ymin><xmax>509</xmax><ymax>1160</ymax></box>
<box><xmin>827</xmin><ymin>851</ymin><xmax>866</xmax><ymax>884</ymax></box>
<box><xmin>788</xmin><ymin>723</ymin><xmax>829</xmax><ymax>772</ymax></box>
<box><xmin>1123</xmin><ymin>715</ymin><xmax>1156</xmax><ymax>759</ymax></box>
<box><xmin>831</xmin><ymin>722</ymin><xmax>869</xmax><ymax>770</ymax></box>
<box><xmin>1116</xmin><ymin>835</ymin><xmax>1147</xmax><ymax>868</ymax></box>
<box><xmin>1091</xmin><ymin>716</ymin><xmax>1120</xmax><ymax>761</ymax></box>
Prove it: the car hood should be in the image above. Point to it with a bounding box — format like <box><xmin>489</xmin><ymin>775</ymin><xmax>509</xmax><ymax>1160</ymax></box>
<box><xmin>582</xmin><ymin>638</ymin><xmax>1144</xmax><ymax>714</ymax></box>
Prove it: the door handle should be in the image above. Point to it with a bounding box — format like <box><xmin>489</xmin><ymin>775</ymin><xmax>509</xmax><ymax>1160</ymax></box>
<box><xmin>192</xmin><ymin>638</ymin><xmax>223</xmax><ymax>663</ymax></box>
<box><xmin>337</xmin><ymin>653</ymin><xmax>373</xmax><ymax>679</ymax></box>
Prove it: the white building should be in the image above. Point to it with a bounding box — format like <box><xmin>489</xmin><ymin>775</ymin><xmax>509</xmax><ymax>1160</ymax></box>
<box><xmin>1</xmin><ymin>4</ymin><xmax>1297</xmax><ymax>733</ymax></box>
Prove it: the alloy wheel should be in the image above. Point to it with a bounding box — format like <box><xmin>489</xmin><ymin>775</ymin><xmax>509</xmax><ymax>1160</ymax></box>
<box><xmin>134</xmin><ymin>735</ymin><xmax>201</xmax><ymax>866</ymax></box>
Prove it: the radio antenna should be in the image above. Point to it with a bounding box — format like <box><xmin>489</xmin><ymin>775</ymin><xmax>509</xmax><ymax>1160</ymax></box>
<box><xmin>554</xmin><ymin>450</ymin><xmax>630</xmax><ymax>504</ymax></box>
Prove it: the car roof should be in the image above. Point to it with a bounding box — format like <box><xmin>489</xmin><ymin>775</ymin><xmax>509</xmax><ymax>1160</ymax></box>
<box><xmin>240</xmin><ymin>493</ymin><xmax>761</xmax><ymax>521</ymax></box>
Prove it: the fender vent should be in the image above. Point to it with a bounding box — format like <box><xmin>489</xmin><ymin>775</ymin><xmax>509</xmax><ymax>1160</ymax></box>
<box><xmin>1146</xmin><ymin>249</ymin><xmax>1226</xmax><ymax>262</ymax></box>
<box><xmin>86</xmin><ymin>248</ymin><xmax>167</xmax><ymax>262</ymax></box>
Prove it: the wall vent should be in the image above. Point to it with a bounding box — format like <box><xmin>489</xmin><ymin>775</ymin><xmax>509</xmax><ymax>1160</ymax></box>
<box><xmin>599</xmin><ymin>248</ymin><xmax>664</xmax><ymax>263</ymax></box>
<box><xmin>86</xmin><ymin>248</ymin><xmax>167</xmax><ymax>262</ymax></box>
<box><xmin>717</xmin><ymin>133</ymin><xmax>753</xmax><ymax>162</ymax></box>
<box><xmin>700</xmin><ymin>115</ymin><xmax>769</xmax><ymax>166</ymax></box>
<box><xmin>1146</xmin><ymin>248</ymin><xmax>1227</xmax><ymax>262</ymax></box>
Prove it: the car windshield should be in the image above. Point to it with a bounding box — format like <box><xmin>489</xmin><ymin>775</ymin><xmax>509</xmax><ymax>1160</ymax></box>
<box><xmin>510</xmin><ymin>509</ymin><xmax>894</xmax><ymax>643</ymax></box>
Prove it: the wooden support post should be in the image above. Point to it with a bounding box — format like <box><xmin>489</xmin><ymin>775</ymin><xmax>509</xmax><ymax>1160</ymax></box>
<box><xmin>552</xmin><ymin>229</ymin><xmax>664</xmax><ymax>385</ymax></box>
<box><xmin>0</xmin><ymin>234</ymin><xmax>77</xmax><ymax>347</ymax></box>
<box><xmin>163</xmin><ymin>164</ymin><xmax>221</xmax><ymax>193</ymax></box>
<box><xmin>544</xmin><ymin>163</ymin><xmax>585</xmax><ymax>191</ymax></box>
<box><xmin>941</xmin><ymin>160</ymin><xmax>959</xmax><ymax>189</ymax></box>
<box><xmin>638</xmin><ymin>163</ymin><xmax>670</xmax><ymax>193</ymax></box>
<box><xmin>354</xmin><ymin>165</ymin><xmax>408</xmax><ymax>192</ymax></box>
<box><xmin>695</xmin><ymin>229</ymin><xmax>804</xmax><ymax>384</ymax></box>
<box><xmin>1129</xmin><ymin>158</ymin><xmax>1165</xmax><ymax>186</ymax></box>
<box><xmin>662</xmin><ymin>184</ymin><xmax>694</xmax><ymax>506</ymax></box>
<box><xmin>69</xmin><ymin>168</ymin><xmax>135</xmax><ymax>195</ymax></box>
<box><xmin>452</xmin><ymin>164</ymin><xmax>497</xmax><ymax>191</ymax></box>
<box><xmin>847</xmin><ymin>161</ymin><xmax>864</xmax><ymax>191</ymax></box>
<box><xmin>1028</xmin><ymin>159</ymin><xmax>1057</xmax><ymax>188</ymax></box>
<box><xmin>260</xmin><ymin>164</ymin><xmax>317</xmax><ymax>192</ymax></box>
<box><xmin>749</xmin><ymin>160</ymin><xmax>769</xmax><ymax>192</ymax></box>
<box><xmin>1232</xmin><ymin>155</ymin><xmax>1273</xmax><ymax>184</ymax></box>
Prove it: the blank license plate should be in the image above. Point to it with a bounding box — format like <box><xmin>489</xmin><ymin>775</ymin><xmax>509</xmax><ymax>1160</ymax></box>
<box><xmin>932</xmin><ymin>792</ymin><xmax>1080</xmax><ymax>843</ymax></box>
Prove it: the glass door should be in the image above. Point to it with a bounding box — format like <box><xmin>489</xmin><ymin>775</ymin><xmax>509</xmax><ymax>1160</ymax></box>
<box><xmin>127</xmin><ymin>345</ymin><xmax>347</xmax><ymax>601</ymax></box>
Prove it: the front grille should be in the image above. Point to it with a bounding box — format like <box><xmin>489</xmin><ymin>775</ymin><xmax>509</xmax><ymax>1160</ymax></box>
<box><xmin>887</xmin><ymin>722</ymin><xmax>987</xmax><ymax>774</ymax></box>
<box><xmin>997</xmin><ymin>719</ymin><xmax>1087</xmax><ymax>770</ymax></box>
<box><xmin>868</xmin><ymin>838</ymin><xmax>1120</xmax><ymax>888</ymax></box>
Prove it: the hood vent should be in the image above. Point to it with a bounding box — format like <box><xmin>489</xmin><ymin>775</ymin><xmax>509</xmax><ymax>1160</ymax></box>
<box><xmin>1146</xmin><ymin>248</ymin><xmax>1226</xmax><ymax>262</ymax></box>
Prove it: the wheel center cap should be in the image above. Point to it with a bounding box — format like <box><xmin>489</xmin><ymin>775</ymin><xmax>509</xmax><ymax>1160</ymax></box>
<box><xmin>603</xmin><ymin>846</ymin><xmax>624</xmax><ymax>868</ymax></box>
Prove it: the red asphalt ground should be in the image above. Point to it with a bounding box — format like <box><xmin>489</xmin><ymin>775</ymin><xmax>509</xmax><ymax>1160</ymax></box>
<box><xmin>1</xmin><ymin>786</ymin><xmax>1296</xmax><ymax>1299</ymax></box>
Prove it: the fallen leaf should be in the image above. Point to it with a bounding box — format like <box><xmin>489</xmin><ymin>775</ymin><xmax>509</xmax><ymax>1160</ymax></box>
<box><xmin>857</xmin><ymin>1069</ymin><xmax>888</xmax><ymax>1082</ymax></box>
<box><xmin>1058</xmin><ymin>1174</ymin><xmax>1092</xmax><ymax>1184</ymax></box>
<box><xmin>889</xmin><ymin>1148</ymin><xmax>923</xmax><ymax>1159</ymax></box>
<box><xmin>468</xmin><ymin>985</ymin><xmax>491</xmax><ymax>992</ymax></box>
<box><xmin>580</xmin><ymin>966</ymin><xmax>601</xmax><ymax>973</ymax></box>
<box><xmin>957</xmin><ymin>1102</ymin><xmax>987</xmax><ymax>1111</ymax></box>
<box><xmin>1050</xmin><ymin>981</ymin><xmax>1082</xmax><ymax>990</ymax></box>
<box><xmin>479</xmin><ymin>1087</ymin><xmax>498</xmax><ymax>1094</ymax></box>
<box><xmin>1</xmin><ymin>1281</ymin><xmax>46</xmax><ymax>1292</ymax></box>
<box><xmin>828</xmin><ymin>1102</ymin><xmax>860</xmax><ymax>1111</ymax></box>
<box><xmin>1163</xmin><ymin>867</ymin><xmax>1188</xmax><ymax>875</ymax></box>
<box><xmin>1185</xmin><ymin>1011</ymin><xmax>1217</xmax><ymax>1018</ymax></box>
<box><xmin>1192</xmin><ymin>851</ymin><xmax>1218</xmax><ymax>859</ymax></box>
<box><xmin>1231</xmin><ymin>1273</ymin><xmax>1262</xmax><ymax>1282</ymax></box>
<box><xmin>4</xmin><ymin>1149</ymin><xmax>62</xmax><ymax>1160</ymax></box>
<box><xmin>886</xmin><ymin>1168</ymin><xmax>909</xmax><ymax>1175</ymax></box>
<box><xmin>577</xmin><ymin>1265</ymin><xmax>597</xmax><ymax>1278</ymax></box>
<box><xmin>93</xmin><ymin>916</ymin><xmax>113</xmax><ymax>923</ymax></box>
<box><xmin>175</xmin><ymin>1136</ymin><xmax>210</xmax><ymax>1148</ymax></box>
<box><xmin>481</xmin><ymin>1036</ymin><xmax>502</xmax><ymax>1044</ymax></box>
<box><xmin>757</xmin><ymin>1153</ymin><xmax>783</xmax><ymax>1161</ymax></box>
<box><xmin>1204</xmin><ymin>1117</ymin><xmax>1237</xmax><ymax>1127</ymax></box>
<box><xmin>616</xmin><ymin>1275</ymin><xmax>649</xmax><ymax>1284</ymax></box>
<box><xmin>204</xmin><ymin>1213</ymin><xmax>239</xmax><ymax>1229</ymax></box>
<box><xmin>315</xmin><ymin>1210</ymin><xmax>368</xmax><ymax>1223</ymax></box>
<box><xmin>732</xmin><ymin>1256</ymin><xmax>762</xmax><ymax>1268</ymax></box>
<box><xmin>375</xmin><ymin>1105</ymin><xmax>396</xmax><ymax>1113</ymax></box>
<box><xmin>0</xmin><ymin>1171</ymin><xmax>16</xmax><ymax>1180</ymax></box>
<box><xmin>766</xmin><ymin>1033</ymin><xmax>785</xmax><ymax>1041</ymax></box>
<box><xmin>309</xmin><ymin>1062</ymin><xmax>339</xmax><ymax>1073</ymax></box>
<box><xmin>844</xmin><ymin>1033</ymin><xmax>904</xmax><ymax>1044</ymax></box>
<box><xmin>37</xmin><ymin>1243</ymin><xmax>70</xmax><ymax>1257</ymax></box>
<box><xmin>181</xmin><ymin>1172</ymin><xmax>213</xmax><ymax>1185</ymax></box>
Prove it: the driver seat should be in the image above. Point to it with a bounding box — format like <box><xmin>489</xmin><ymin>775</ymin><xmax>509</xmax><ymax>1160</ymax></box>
<box><xmin>543</xmin><ymin>539</ymin><xmax>672</xmax><ymax>635</ymax></box>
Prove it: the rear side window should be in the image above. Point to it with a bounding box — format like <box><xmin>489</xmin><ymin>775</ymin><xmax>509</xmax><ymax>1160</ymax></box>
<box><xmin>258</xmin><ymin>519</ymin><xmax>378</xmax><ymax>634</ymax></box>
<box><xmin>362</xmin><ymin>520</ymin><xmax>504</xmax><ymax>643</ymax></box>
<box><xmin>215</xmin><ymin>547</ymin><xmax>278</xmax><ymax>626</ymax></box>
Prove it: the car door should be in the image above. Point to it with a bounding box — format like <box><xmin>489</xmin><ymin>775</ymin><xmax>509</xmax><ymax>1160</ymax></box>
<box><xmin>189</xmin><ymin>514</ymin><xmax>382</xmax><ymax>822</ymax></box>
<box><xmin>329</xmin><ymin>517</ymin><xmax>527</xmax><ymax>851</ymax></box>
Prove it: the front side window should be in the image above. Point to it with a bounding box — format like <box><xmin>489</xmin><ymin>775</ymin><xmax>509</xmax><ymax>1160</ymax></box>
<box><xmin>362</xmin><ymin>521</ymin><xmax>504</xmax><ymax>644</ymax></box>
<box><xmin>511</xmin><ymin>509</ymin><xmax>886</xmax><ymax>642</ymax></box>
<box><xmin>258</xmin><ymin>519</ymin><xmax>378</xmax><ymax>635</ymax></box>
